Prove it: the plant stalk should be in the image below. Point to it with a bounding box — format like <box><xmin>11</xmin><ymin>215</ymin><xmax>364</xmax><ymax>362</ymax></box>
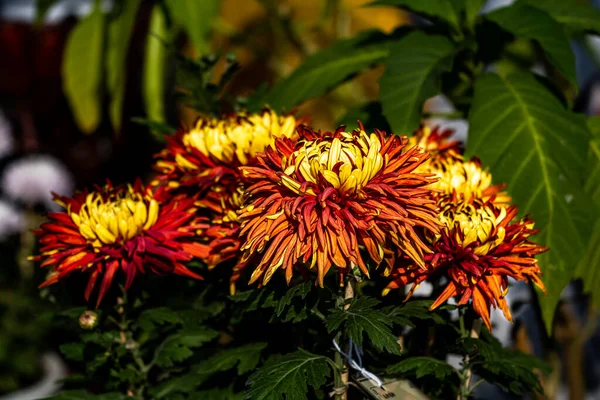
<box><xmin>458</xmin><ymin>317</ymin><xmax>482</xmax><ymax>400</ymax></box>
<box><xmin>333</xmin><ymin>274</ymin><xmax>356</xmax><ymax>400</ymax></box>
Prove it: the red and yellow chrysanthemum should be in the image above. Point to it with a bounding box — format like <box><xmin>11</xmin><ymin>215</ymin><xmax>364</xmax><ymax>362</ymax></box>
<box><xmin>236</xmin><ymin>124</ymin><xmax>441</xmax><ymax>289</ymax></box>
<box><xmin>153</xmin><ymin>108</ymin><xmax>300</xmax><ymax>269</ymax></box>
<box><xmin>385</xmin><ymin>199</ymin><xmax>547</xmax><ymax>329</ymax></box>
<box><xmin>408</xmin><ymin>125</ymin><xmax>461</xmax><ymax>165</ymax></box>
<box><xmin>30</xmin><ymin>181</ymin><xmax>204</xmax><ymax>306</ymax></box>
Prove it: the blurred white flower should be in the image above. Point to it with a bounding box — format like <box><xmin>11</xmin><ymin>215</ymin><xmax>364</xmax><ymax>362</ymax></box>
<box><xmin>423</xmin><ymin>95</ymin><xmax>468</xmax><ymax>146</ymax></box>
<box><xmin>0</xmin><ymin>199</ymin><xmax>24</xmax><ymax>240</ymax></box>
<box><xmin>1</xmin><ymin>155</ymin><xmax>74</xmax><ymax>211</ymax></box>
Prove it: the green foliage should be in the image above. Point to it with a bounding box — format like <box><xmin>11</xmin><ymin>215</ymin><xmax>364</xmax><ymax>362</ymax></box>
<box><xmin>44</xmin><ymin>391</ymin><xmax>128</xmax><ymax>400</ymax></box>
<box><xmin>379</xmin><ymin>32</ymin><xmax>455</xmax><ymax>134</ymax></box>
<box><xmin>466</xmin><ymin>72</ymin><xmax>595</xmax><ymax>331</ymax></box>
<box><xmin>165</xmin><ymin>0</ymin><xmax>220</xmax><ymax>56</ymax></box>
<box><xmin>382</xmin><ymin>299</ymin><xmax>449</xmax><ymax>327</ymax></box>
<box><xmin>387</xmin><ymin>356</ymin><xmax>457</xmax><ymax>379</ymax></box>
<box><xmin>143</xmin><ymin>4</ymin><xmax>168</xmax><ymax>132</ymax></box>
<box><xmin>485</xmin><ymin>4</ymin><xmax>577</xmax><ymax>86</ymax></box>
<box><xmin>463</xmin><ymin>332</ymin><xmax>550</xmax><ymax>394</ymax></box>
<box><xmin>520</xmin><ymin>0</ymin><xmax>600</xmax><ymax>34</ymax></box>
<box><xmin>62</xmin><ymin>0</ymin><xmax>104</xmax><ymax>133</ymax></box>
<box><xmin>247</xmin><ymin>30</ymin><xmax>390</xmax><ymax>113</ymax></box>
<box><xmin>326</xmin><ymin>297</ymin><xmax>401</xmax><ymax>355</ymax></box>
<box><xmin>153</xmin><ymin>328</ymin><xmax>218</xmax><ymax>368</ymax></box>
<box><xmin>245</xmin><ymin>349</ymin><xmax>331</xmax><ymax>400</ymax></box>
<box><xmin>60</xmin><ymin>343</ymin><xmax>84</xmax><ymax>362</ymax></box>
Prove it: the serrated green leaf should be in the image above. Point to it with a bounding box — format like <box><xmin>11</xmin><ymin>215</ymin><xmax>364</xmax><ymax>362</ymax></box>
<box><xmin>485</xmin><ymin>4</ymin><xmax>577</xmax><ymax>87</ymax></box>
<box><xmin>326</xmin><ymin>297</ymin><xmax>401</xmax><ymax>355</ymax></box>
<box><xmin>59</xmin><ymin>343</ymin><xmax>84</xmax><ymax>362</ymax></box>
<box><xmin>248</xmin><ymin>30</ymin><xmax>390</xmax><ymax>113</ymax></box>
<box><xmin>519</xmin><ymin>0</ymin><xmax>600</xmax><ymax>34</ymax></box>
<box><xmin>382</xmin><ymin>299</ymin><xmax>447</xmax><ymax>327</ymax></box>
<box><xmin>387</xmin><ymin>357</ymin><xmax>456</xmax><ymax>379</ymax></box>
<box><xmin>165</xmin><ymin>0</ymin><xmax>219</xmax><ymax>56</ymax></box>
<box><xmin>467</xmin><ymin>72</ymin><xmax>595</xmax><ymax>333</ymax></box>
<box><xmin>276</xmin><ymin>281</ymin><xmax>312</xmax><ymax>317</ymax></box>
<box><xmin>245</xmin><ymin>349</ymin><xmax>331</xmax><ymax>400</ymax></box>
<box><xmin>106</xmin><ymin>0</ymin><xmax>141</xmax><ymax>131</ymax></box>
<box><xmin>137</xmin><ymin>307</ymin><xmax>182</xmax><ymax>331</ymax></box>
<box><xmin>379</xmin><ymin>31</ymin><xmax>455</xmax><ymax>135</ymax></box>
<box><xmin>194</xmin><ymin>343</ymin><xmax>268</xmax><ymax>382</ymax></box>
<box><xmin>367</xmin><ymin>0</ymin><xmax>460</xmax><ymax>28</ymax></box>
<box><xmin>62</xmin><ymin>0</ymin><xmax>104</xmax><ymax>134</ymax></box>
<box><xmin>143</xmin><ymin>4</ymin><xmax>168</xmax><ymax>131</ymax></box>
<box><xmin>153</xmin><ymin>328</ymin><xmax>218</xmax><ymax>368</ymax></box>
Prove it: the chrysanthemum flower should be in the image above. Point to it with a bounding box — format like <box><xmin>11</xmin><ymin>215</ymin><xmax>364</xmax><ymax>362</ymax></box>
<box><xmin>236</xmin><ymin>125</ymin><xmax>441</xmax><ymax>288</ymax></box>
<box><xmin>385</xmin><ymin>199</ymin><xmax>547</xmax><ymax>330</ymax></box>
<box><xmin>153</xmin><ymin>108</ymin><xmax>300</xmax><ymax>269</ymax></box>
<box><xmin>30</xmin><ymin>181</ymin><xmax>204</xmax><ymax>306</ymax></box>
<box><xmin>408</xmin><ymin>125</ymin><xmax>461</xmax><ymax>164</ymax></box>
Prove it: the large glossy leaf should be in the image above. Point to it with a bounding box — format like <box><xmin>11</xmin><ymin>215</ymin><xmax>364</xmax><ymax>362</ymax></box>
<box><xmin>62</xmin><ymin>1</ymin><xmax>104</xmax><ymax>134</ymax></box>
<box><xmin>576</xmin><ymin>117</ymin><xmax>600</xmax><ymax>308</ymax></box>
<box><xmin>143</xmin><ymin>5</ymin><xmax>168</xmax><ymax>128</ymax></box>
<box><xmin>466</xmin><ymin>72</ymin><xmax>594</xmax><ymax>332</ymax></box>
<box><xmin>379</xmin><ymin>31</ymin><xmax>455</xmax><ymax>135</ymax></box>
<box><xmin>519</xmin><ymin>0</ymin><xmax>600</xmax><ymax>34</ymax></box>
<box><xmin>247</xmin><ymin>31</ymin><xmax>390</xmax><ymax>113</ymax></box>
<box><xmin>165</xmin><ymin>0</ymin><xmax>219</xmax><ymax>55</ymax></box>
<box><xmin>367</xmin><ymin>0</ymin><xmax>460</xmax><ymax>28</ymax></box>
<box><xmin>106</xmin><ymin>0</ymin><xmax>142</xmax><ymax>132</ymax></box>
<box><xmin>485</xmin><ymin>3</ymin><xmax>577</xmax><ymax>87</ymax></box>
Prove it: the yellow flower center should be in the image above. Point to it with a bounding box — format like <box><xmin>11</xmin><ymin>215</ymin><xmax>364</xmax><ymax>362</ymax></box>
<box><xmin>282</xmin><ymin>130</ymin><xmax>384</xmax><ymax>196</ymax></box>
<box><xmin>430</xmin><ymin>159</ymin><xmax>494</xmax><ymax>200</ymax></box>
<box><xmin>70</xmin><ymin>189</ymin><xmax>159</xmax><ymax>247</ymax></box>
<box><xmin>180</xmin><ymin>110</ymin><xmax>296</xmax><ymax>166</ymax></box>
<box><xmin>438</xmin><ymin>202</ymin><xmax>506</xmax><ymax>256</ymax></box>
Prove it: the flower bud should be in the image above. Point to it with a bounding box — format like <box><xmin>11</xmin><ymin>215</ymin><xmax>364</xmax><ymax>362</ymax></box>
<box><xmin>79</xmin><ymin>310</ymin><xmax>99</xmax><ymax>330</ymax></box>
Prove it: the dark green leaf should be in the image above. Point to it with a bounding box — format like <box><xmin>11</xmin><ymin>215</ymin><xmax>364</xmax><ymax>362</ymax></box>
<box><xmin>275</xmin><ymin>281</ymin><xmax>312</xmax><ymax>317</ymax></box>
<box><xmin>382</xmin><ymin>299</ymin><xmax>447</xmax><ymax>327</ymax></box>
<box><xmin>153</xmin><ymin>328</ymin><xmax>218</xmax><ymax>368</ymax></box>
<box><xmin>463</xmin><ymin>0</ymin><xmax>486</xmax><ymax>29</ymax></box>
<box><xmin>43</xmin><ymin>392</ymin><xmax>127</xmax><ymax>400</ymax></box>
<box><xmin>248</xmin><ymin>30</ymin><xmax>390</xmax><ymax>112</ymax></box>
<box><xmin>367</xmin><ymin>0</ymin><xmax>460</xmax><ymax>28</ymax></box>
<box><xmin>106</xmin><ymin>0</ymin><xmax>142</xmax><ymax>131</ymax></box>
<box><xmin>379</xmin><ymin>31</ymin><xmax>455</xmax><ymax>135</ymax></box>
<box><xmin>62</xmin><ymin>0</ymin><xmax>104</xmax><ymax>133</ymax></box>
<box><xmin>193</xmin><ymin>343</ymin><xmax>268</xmax><ymax>382</ymax></box>
<box><xmin>190</xmin><ymin>387</ymin><xmax>243</xmax><ymax>400</ymax></box>
<box><xmin>466</xmin><ymin>72</ymin><xmax>594</xmax><ymax>332</ymax></box>
<box><xmin>326</xmin><ymin>297</ymin><xmax>401</xmax><ymax>355</ymax></box>
<box><xmin>59</xmin><ymin>343</ymin><xmax>84</xmax><ymax>362</ymax></box>
<box><xmin>165</xmin><ymin>0</ymin><xmax>219</xmax><ymax>55</ymax></box>
<box><xmin>245</xmin><ymin>349</ymin><xmax>331</xmax><ymax>400</ymax></box>
<box><xmin>387</xmin><ymin>357</ymin><xmax>456</xmax><ymax>379</ymax></box>
<box><xmin>520</xmin><ymin>0</ymin><xmax>600</xmax><ymax>34</ymax></box>
<box><xmin>336</xmin><ymin>102</ymin><xmax>391</xmax><ymax>132</ymax></box>
<box><xmin>137</xmin><ymin>307</ymin><xmax>182</xmax><ymax>331</ymax></box>
<box><xmin>485</xmin><ymin>4</ymin><xmax>577</xmax><ymax>86</ymax></box>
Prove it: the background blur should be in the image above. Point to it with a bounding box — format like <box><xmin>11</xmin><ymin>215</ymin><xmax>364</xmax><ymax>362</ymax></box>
<box><xmin>0</xmin><ymin>0</ymin><xmax>600</xmax><ymax>398</ymax></box>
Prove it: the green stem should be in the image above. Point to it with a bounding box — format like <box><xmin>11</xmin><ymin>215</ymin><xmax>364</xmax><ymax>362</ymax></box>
<box><xmin>333</xmin><ymin>329</ymin><xmax>345</xmax><ymax>400</ymax></box>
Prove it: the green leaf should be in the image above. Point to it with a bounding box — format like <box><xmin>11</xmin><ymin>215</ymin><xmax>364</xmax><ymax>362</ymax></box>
<box><xmin>337</xmin><ymin>102</ymin><xmax>391</xmax><ymax>132</ymax></box>
<box><xmin>387</xmin><ymin>357</ymin><xmax>456</xmax><ymax>379</ymax></box>
<box><xmin>379</xmin><ymin>31</ymin><xmax>455</xmax><ymax>135</ymax></box>
<box><xmin>143</xmin><ymin>5</ymin><xmax>168</xmax><ymax>131</ymax></box>
<box><xmin>43</xmin><ymin>392</ymin><xmax>127</xmax><ymax>400</ymax></box>
<box><xmin>248</xmin><ymin>30</ymin><xmax>390</xmax><ymax>113</ymax></box>
<box><xmin>485</xmin><ymin>3</ymin><xmax>577</xmax><ymax>87</ymax></box>
<box><xmin>463</xmin><ymin>0</ymin><xmax>486</xmax><ymax>29</ymax></box>
<box><xmin>466</xmin><ymin>72</ymin><xmax>594</xmax><ymax>332</ymax></box>
<box><xmin>463</xmin><ymin>334</ymin><xmax>549</xmax><ymax>394</ymax></box>
<box><xmin>62</xmin><ymin>0</ymin><xmax>104</xmax><ymax>133</ymax></box>
<box><xmin>137</xmin><ymin>307</ymin><xmax>182</xmax><ymax>331</ymax></box>
<box><xmin>275</xmin><ymin>281</ymin><xmax>312</xmax><ymax>317</ymax></box>
<box><xmin>367</xmin><ymin>0</ymin><xmax>460</xmax><ymax>28</ymax></box>
<box><xmin>165</xmin><ymin>0</ymin><xmax>219</xmax><ymax>55</ymax></box>
<box><xmin>519</xmin><ymin>0</ymin><xmax>600</xmax><ymax>34</ymax></box>
<box><xmin>382</xmin><ymin>299</ymin><xmax>447</xmax><ymax>327</ymax></box>
<box><xmin>245</xmin><ymin>349</ymin><xmax>331</xmax><ymax>400</ymax></box>
<box><xmin>106</xmin><ymin>0</ymin><xmax>142</xmax><ymax>131</ymax></box>
<box><xmin>326</xmin><ymin>297</ymin><xmax>401</xmax><ymax>355</ymax></box>
<box><xmin>189</xmin><ymin>387</ymin><xmax>243</xmax><ymax>400</ymax></box>
<box><xmin>153</xmin><ymin>328</ymin><xmax>218</xmax><ymax>368</ymax></box>
<box><xmin>575</xmin><ymin>117</ymin><xmax>600</xmax><ymax>307</ymax></box>
<box><xmin>59</xmin><ymin>343</ymin><xmax>84</xmax><ymax>362</ymax></box>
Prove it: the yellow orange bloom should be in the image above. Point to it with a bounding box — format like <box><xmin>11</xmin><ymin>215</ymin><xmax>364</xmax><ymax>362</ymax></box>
<box><xmin>385</xmin><ymin>199</ymin><xmax>547</xmax><ymax>330</ymax></box>
<box><xmin>153</xmin><ymin>108</ymin><xmax>301</xmax><ymax>269</ymax></box>
<box><xmin>31</xmin><ymin>181</ymin><xmax>204</xmax><ymax>306</ymax></box>
<box><xmin>236</xmin><ymin>125</ymin><xmax>440</xmax><ymax>289</ymax></box>
<box><xmin>408</xmin><ymin>125</ymin><xmax>461</xmax><ymax>165</ymax></box>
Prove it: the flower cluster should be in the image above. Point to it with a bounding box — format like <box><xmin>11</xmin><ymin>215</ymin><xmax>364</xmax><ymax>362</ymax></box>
<box><xmin>386</xmin><ymin>125</ymin><xmax>546</xmax><ymax>329</ymax></box>
<box><xmin>31</xmin><ymin>109</ymin><xmax>547</xmax><ymax>329</ymax></box>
